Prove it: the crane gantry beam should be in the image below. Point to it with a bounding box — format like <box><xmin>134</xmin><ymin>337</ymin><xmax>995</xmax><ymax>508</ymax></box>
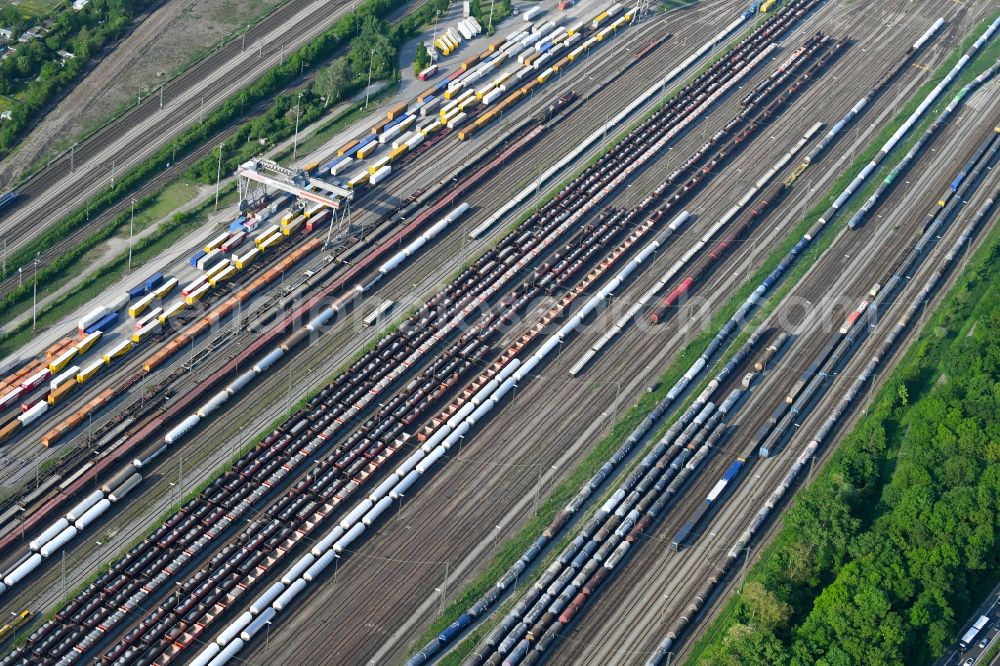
<box><xmin>236</xmin><ymin>158</ymin><xmax>352</xmax><ymax>210</ymax></box>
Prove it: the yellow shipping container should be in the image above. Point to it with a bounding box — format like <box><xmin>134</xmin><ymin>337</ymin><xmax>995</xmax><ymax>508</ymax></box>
<box><xmin>76</xmin><ymin>360</ymin><xmax>104</xmax><ymax>384</ymax></box>
<box><xmin>209</xmin><ymin>265</ymin><xmax>237</xmax><ymax>286</ymax></box>
<box><xmin>259</xmin><ymin>233</ymin><xmax>285</xmax><ymax>251</ymax></box>
<box><xmin>356</xmin><ymin>143</ymin><xmax>379</xmax><ymax>159</ymax></box>
<box><xmin>235</xmin><ymin>248</ymin><xmax>261</xmax><ymax>270</ymax></box>
<box><xmin>48</xmin><ymin>347</ymin><xmax>79</xmax><ymax>374</ymax></box>
<box><xmin>184</xmin><ymin>283</ymin><xmax>211</xmax><ymax>305</ymax></box>
<box><xmin>102</xmin><ymin>339</ymin><xmax>132</xmax><ymax>365</ymax></box>
<box><xmin>281</xmin><ymin>218</ymin><xmax>305</xmax><ymax>237</ymax></box>
<box><xmin>75</xmin><ymin>331</ymin><xmax>102</xmax><ymax>355</ymax></box>
<box><xmin>348</xmin><ymin>170</ymin><xmax>370</xmax><ymax>188</ymax></box>
<box><xmin>368</xmin><ymin>156</ymin><xmax>391</xmax><ymax>174</ymax></box>
<box><xmin>255</xmin><ymin>225</ymin><xmax>280</xmax><ymax>246</ymax></box>
<box><xmin>128</xmin><ymin>292</ymin><xmax>156</xmax><ymax>318</ymax></box>
<box><xmin>205</xmin><ymin>259</ymin><xmax>232</xmax><ymax>281</ymax></box>
<box><xmin>132</xmin><ymin>320</ymin><xmax>161</xmax><ymax>344</ymax></box>
<box><xmin>48</xmin><ymin>379</ymin><xmax>78</xmax><ymax>405</ymax></box>
<box><xmin>154</xmin><ymin>277</ymin><xmax>178</xmax><ymax>299</ymax></box>
<box><xmin>159</xmin><ymin>301</ymin><xmax>187</xmax><ymax>324</ymax></box>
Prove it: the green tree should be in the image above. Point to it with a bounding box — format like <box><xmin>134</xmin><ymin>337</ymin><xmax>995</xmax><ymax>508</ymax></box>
<box><xmin>315</xmin><ymin>58</ymin><xmax>353</xmax><ymax>107</ymax></box>
<box><xmin>413</xmin><ymin>41</ymin><xmax>430</xmax><ymax>74</ymax></box>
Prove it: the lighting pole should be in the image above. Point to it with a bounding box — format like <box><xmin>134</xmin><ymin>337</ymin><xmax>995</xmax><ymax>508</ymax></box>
<box><xmin>31</xmin><ymin>252</ymin><xmax>38</xmax><ymax>330</ymax></box>
<box><xmin>128</xmin><ymin>198</ymin><xmax>136</xmax><ymax>270</ymax></box>
<box><xmin>293</xmin><ymin>92</ymin><xmax>303</xmax><ymax>161</ymax></box>
<box><xmin>365</xmin><ymin>49</ymin><xmax>375</xmax><ymax>109</ymax></box>
<box><xmin>215</xmin><ymin>143</ymin><xmax>224</xmax><ymax>210</ymax></box>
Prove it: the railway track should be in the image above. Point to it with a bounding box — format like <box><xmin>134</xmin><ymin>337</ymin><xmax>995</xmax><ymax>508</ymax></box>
<box><xmin>550</xmin><ymin>51</ymin><xmax>1000</xmax><ymax>666</ymax></box>
<box><xmin>0</xmin><ymin>1</ymin><xmax>988</xmax><ymax>660</ymax></box>
<box><xmin>0</xmin><ymin>0</ymin><xmax>679</xmax><ymax>519</ymax></box>
<box><xmin>0</xmin><ymin>2</ymin><xmax>820</xmax><ymax>660</ymax></box>
<box><xmin>261</xmin><ymin>2</ymin><xmax>993</xmax><ymax>663</ymax></box>
<box><xmin>0</xmin><ymin>0</ymin><xmax>707</xmax><ymax>642</ymax></box>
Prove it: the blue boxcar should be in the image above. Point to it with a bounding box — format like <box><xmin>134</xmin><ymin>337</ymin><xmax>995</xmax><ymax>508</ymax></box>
<box><xmin>190</xmin><ymin>250</ymin><xmax>207</xmax><ymax>267</ymax></box>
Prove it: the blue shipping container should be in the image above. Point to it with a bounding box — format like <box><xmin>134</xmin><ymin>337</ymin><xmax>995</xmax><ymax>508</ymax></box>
<box><xmin>144</xmin><ymin>272</ymin><xmax>165</xmax><ymax>291</ymax></box>
<box><xmin>85</xmin><ymin>311</ymin><xmax>120</xmax><ymax>335</ymax></box>
<box><xmin>127</xmin><ymin>284</ymin><xmax>147</xmax><ymax>299</ymax></box>
<box><xmin>190</xmin><ymin>250</ymin><xmax>207</xmax><ymax>267</ymax></box>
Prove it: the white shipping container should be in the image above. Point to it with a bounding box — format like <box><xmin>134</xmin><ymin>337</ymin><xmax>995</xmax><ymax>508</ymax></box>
<box><xmin>78</xmin><ymin>306</ymin><xmax>110</xmax><ymax>332</ymax></box>
<box><xmin>523</xmin><ymin>6</ymin><xmax>542</xmax><ymax>21</ymax></box>
<box><xmin>379</xmin><ymin>124</ymin><xmax>402</xmax><ymax>145</ymax></box>
<box><xmin>330</xmin><ymin>156</ymin><xmax>354</xmax><ymax>176</ymax></box>
<box><xmin>420</xmin><ymin>97</ymin><xmax>441</xmax><ymax>115</ymax></box>
<box><xmin>18</xmin><ymin>400</ymin><xmax>48</xmax><ymax>426</ymax></box>
<box><xmin>447</xmin><ymin>112</ymin><xmax>468</xmax><ymax>129</ymax></box>
<box><xmin>370</xmin><ymin>165</ymin><xmax>393</xmax><ymax>185</ymax></box>
<box><xmin>405</xmin><ymin>132</ymin><xmax>425</xmax><ymax>149</ymax></box>
<box><xmin>482</xmin><ymin>88</ymin><xmax>503</xmax><ymax>105</ymax></box>
<box><xmin>392</xmin><ymin>131</ymin><xmax>415</xmax><ymax>149</ymax></box>
<box><xmin>197</xmin><ymin>249</ymin><xmax>221</xmax><ymax>271</ymax></box>
<box><xmin>106</xmin><ymin>293</ymin><xmax>130</xmax><ymax>313</ymax></box>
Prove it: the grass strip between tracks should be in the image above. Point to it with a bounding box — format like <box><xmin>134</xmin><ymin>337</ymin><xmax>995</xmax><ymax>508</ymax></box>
<box><xmin>410</xmin><ymin>14</ymin><xmax>1000</xmax><ymax>662</ymax></box>
<box><xmin>685</xmin><ymin>202</ymin><xmax>1000</xmax><ymax>665</ymax></box>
